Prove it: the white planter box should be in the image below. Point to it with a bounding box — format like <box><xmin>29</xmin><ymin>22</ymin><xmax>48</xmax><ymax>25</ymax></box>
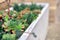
<box><xmin>18</xmin><ymin>3</ymin><xmax>49</xmax><ymax>40</ymax></box>
<box><xmin>6</xmin><ymin>3</ymin><xmax>49</xmax><ymax>40</ymax></box>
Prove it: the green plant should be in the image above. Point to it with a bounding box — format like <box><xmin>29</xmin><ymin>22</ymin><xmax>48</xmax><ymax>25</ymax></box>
<box><xmin>13</xmin><ymin>3</ymin><xmax>28</xmax><ymax>12</ymax></box>
<box><xmin>0</xmin><ymin>19</ymin><xmax>4</xmax><ymax>39</ymax></box>
<box><xmin>29</xmin><ymin>4</ymin><xmax>38</xmax><ymax>11</ymax></box>
<box><xmin>21</xmin><ymin>12</ymin><xmax>38</xmax><ymax>25</ymax></box>
<box><xmin>27</xmin><ymin>12</ymin><xmax>38</xmax><ymax>24</ymax></box>
<box><xmin>0</xmin><ymin>20</ymin><xmax>4</xmax><ymax>32</ymax></box>
<box><xmin>29</xmin><ymin>3</ymin><xmax>43</xmax><ymax>11</ymax></box>
<box><xmin>10</xmin><ymin>11</ymin><xmax>14</xmax><ymax>16</ymax></box>
<box><xmin>19</xmin><ymin>4</ymin><xmax>28</xmax><ymax>10</ymax></box>
<box><xmin>21</xmin><ymin>13</ymin><xmax>28</xmax><ymax>20</ymax></box>
<box><xmin>9</xmin><ymin>11</ymin><xmax>19</xmax><ymax>19</ymax></box>
<box><xmin>2</xmin><ymin>34</ymin><xmax>16</xmax><ymax>40</ymax></box>
<box><xmin>16</xmin><ymin>23</ymin><xmax>22</xmax><ymax>30</ymax></box>
<box><xmin>13</xmin><ymin>3</ymin><xmax>20</xmax><ymax>12</ymax></box>
<box><xmin>3</xmin><ymin>15</ymin><xmax>9</xmax><ymax>22</ymax></box>
<box><xmin>6</xmin><ymin>19</ymin><xmax>22</xmax><ymax>31</ymax></box>
<box><xmin>0</xmin><ymin>3</ymin><xmax>43</xmax><ymax>40</ymax></box>
<box><xmin>0</xmin><ymin>33</ymin><xmax>3</xmax><ymax>40</ymax></box>
<box><xmin>15</xmin><ymin>30</ymin><xmax>23</xmax><ymax>38</ymax></box>
<box><xmin>39</xmin><ymin>5</ymin><xmax>43</xmax><ymax>10</ymax></box>
<box><xmin>0</xmin><ymin>10</ymin><xmax>4</xmax><ymax>15</ymax></box>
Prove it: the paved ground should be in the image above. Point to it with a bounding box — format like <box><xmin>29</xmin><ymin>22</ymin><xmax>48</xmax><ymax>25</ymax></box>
<box><xmin>46</xmin><ymin>23</ymin><xmax>60</xmax><ymax>40</ymax></box>
<box><xmin>46</xmin><ymin>0</ymin><xmax>60</xmax><ymax>40</ymax></box>
<box><xmin>46</xmin><ymin>16</ymin><xmax>60</xmax><ymax>40</ymax></box>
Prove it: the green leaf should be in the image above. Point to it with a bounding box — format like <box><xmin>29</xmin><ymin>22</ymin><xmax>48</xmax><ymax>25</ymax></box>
<box><xmin>4</xmin><ymin>15</ymin><xmax>9</xmax><ymax>22</ymax></box>
<box><xmin>29</xmin><ymin>3</ymin><xmax>43</xmax><ymax>11</ymax></box>
<box><xmin>10</xmin><ymin>11</ymin><xmax>14</xmax><ymax>15</ymax></box>
<box><xmin>27</xmin><ymin>12</ymin><xmax>38</xmax><ymax>24</ymax></box>
<box><xmin>20</xmin><ymin>4</ymin><xmax>28</xmax><ymax>10</ymax></box>
<box><xmin>2</xmin><ymin>34</ymin><xmax>16</xmax><ymax>40</ymax></box>
<box><xmin>0</xmin><ymin>32</ymin><xmax>3</xmax><ymax>40</ymax></box>
<box><xmin>15</xmin><ymin>30</ymin><xmax>23</xmax><ymax>38</ymax></box>
<box><xmin>29</xmin><ymin>4</ymin><xmax>38</xmax><ymax>11</ymax></box>
<box><xmin>21</xmin><ymin>13</ymin><xmax>28</xmax><ymax>20</ymax></box>
<box><xmin>6</xmin><ymin>19</ymin><xmax>22</xmax><ymax>31</ymax></box>
<box><xmin>13</xmin><ymin>3</ymin><xmax>28</xmax><ymax>12</ymax></box>
<box><xmin>13</xmin><ymin>3</ymin><xmax>20</xmax><ymax>12</ymax></box>
<box><xmin>39</xmin><ymin>5</ymin><xmax>43</xmax><ymax>10</ymax></box>
<box><xmin>0</xmin><ymin>10</ymin><xmax>4</xmax><ymax>15</ymax></box>
<box><xmin>16</xmin><ymin>23</ymin><xmax>22</xmax><ymax>30</ymax></box>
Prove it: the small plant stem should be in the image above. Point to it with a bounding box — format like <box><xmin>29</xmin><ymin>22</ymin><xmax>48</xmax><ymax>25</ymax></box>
<box><xmin>6</xmin><ymin>0</ymin><xmax>10</xmax><ymax>16</ymax></box>
<box><xmin>8</xmin><ymin>0</ymin><xmax>10</xmax><ymax>16</ymax></box>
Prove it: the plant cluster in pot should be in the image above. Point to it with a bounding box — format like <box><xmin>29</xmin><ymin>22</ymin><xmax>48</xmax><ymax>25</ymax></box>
<box><xmin>0</xmin><ymin>2</ymin><xmax>43</xmax><ymax>40</ymax></box>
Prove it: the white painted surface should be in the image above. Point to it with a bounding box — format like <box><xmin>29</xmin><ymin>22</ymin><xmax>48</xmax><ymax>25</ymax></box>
<box><xmin>18</xmin><ymin>3</ymin><xmax>49</xmax><ymax>40</ymax></box>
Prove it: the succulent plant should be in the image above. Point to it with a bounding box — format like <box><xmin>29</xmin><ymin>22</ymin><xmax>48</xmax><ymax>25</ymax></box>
<box><xmin>4</xmin><ymin>19</ymin><xmax>22</xmax><ymax>31</ymax></box>
<box><xmin>0</xmin><ymin>10</ymin><xmax>4</xmax><ymax>15</ymax></box>
<box><xmin>29</xmin><ymin>3</ymin><xmax>43</xmax><ymax>11</ymax></box>
<box><xmin>13</xmin><ymin>3</ymin><xmax>20</xmax><ymax>12</ymax></box>
<box><xmin>29</xmin><ymin>4</ymin><xmax>38</xmax><ymax>11</ymax></box>
<box><xmin>26</xmin><ymin>12</ymin><xmax>38</xmax><ymax>24</ymax></box>
<box><xmin>0</xmin><ymin>2</ymin><xmax>43</xmax><ymax>40</ymax></box>
<box><xmin>13</xmin><ymin>3</ymin><xmax>28</xmax><ymax>12</ymax></box>
<box><xmin>2</xmin><ymin>34</ymin><xmax>16</xmax><ymax>40</ymax></box>
<box><xmin>15</xmin><ymin>30</ymin><xmax>23</xmax><ymax>38</ymax></box>
<box><xmin>3</xmin><ymin>15</ymin><xmax>9</xmax><ymax>22</ymax></box>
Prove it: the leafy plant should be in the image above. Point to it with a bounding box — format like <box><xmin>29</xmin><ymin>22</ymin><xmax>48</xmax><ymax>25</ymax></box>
<box><xmin>15</xmin><ymin>30</ymin><xmax>23</xmax><ymax>38</ymax></box>
<box><xmin>9</xmin><ymin>11</ymin><xmax>19</xmax><ymax>19</ymax></box>
<box><xmin>39</xmin><ymin>5</ymin><xmax>43</xmax><ymax>10</ymax></box>
<box><xmin>13</xmin><ymin>3</ymin><xmax>28</xmax><ymax>12</ymax></box>
<box><xmin>13</xmin><ymin>3</ymin><xmax>20</xmax><ymax>12</ymax></box>
<box><xmin>21</xmin><ymin>13</ymin><xmax>28</xmax><ymax>20</ymax></box>
<box><xmin>10</xmin><ymin>11</ymin><xmax>14</xmax><ymax>16</ymax></box>
<box><xmin>0</xmin><ymin>18</ymin><xmax>4</xmax><ymax>39</ymax></box>
<box><xmin>27</xmin><ymin>12</ymin><xmax>38</xmax><ymax>24</ymax></box>
<box><xmin>3</xmin><ymin>15</ymin><xmax>9</xmax><ymax>22</ymax></box>
<box><xmin>29</xmin><ymin>3</ymin><xmax>43</xmax><ymax>11</ymax></box>
<box><xmin>29</xmin><ymin>4</ymin><xmax>38</xmax><ymax>11</ymax></box>
<box><xmin>21</xmin><ymin>12</ymin><xmax>38</xmax><ymax>25</ymax></box>
<box><xmin>0</xmin><ymin>33</ymin><xmax>3</xmax><ymax>40</ymax></box>
<box><xmin>0</xmin><ymin>3</ymin><xmax>43</xmax><ymax>40</ymax></box>
<box><xmin>16</xmin><ymin>23</ymin><xmax>22</xmax><ymax>30</ymax></box>
<box><xmin>6</xmin><ymin>19</ymin><xmax>22</xmax><ymax>31</ymax></box>
<box><xmin>0</xmin><ymin>10</ymin><xmax>4</xmax><ymax>15</ymax></box>
<box><xmin>2</xmin><ymin>34</ymin><xmax>16</xmax><ymax>40</ymax></box>
<box><xmin>0</xmin><ymin>21</ymin><xmax>3</xmax><ymax>27</ymax></box>
<box><xmin>0</xmin><ymin>20</ymin><xmax>4</xmax><ymax>32</ymax></box>
<box><xmin>19</xmin><ymin>4</ymin><xmax>28</xmax><ymax>10</ymax></box>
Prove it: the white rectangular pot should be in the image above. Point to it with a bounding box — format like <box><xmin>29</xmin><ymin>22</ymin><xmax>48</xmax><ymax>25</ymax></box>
<box><xmin>6</xmin><ymin>3</ymin><xmax>49</xmax><ymax>40</ymax></box>
<box><xmin>18</xmin><ymin>3</ymin><xmax>49</xmax><ymax>40</ymax></box>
